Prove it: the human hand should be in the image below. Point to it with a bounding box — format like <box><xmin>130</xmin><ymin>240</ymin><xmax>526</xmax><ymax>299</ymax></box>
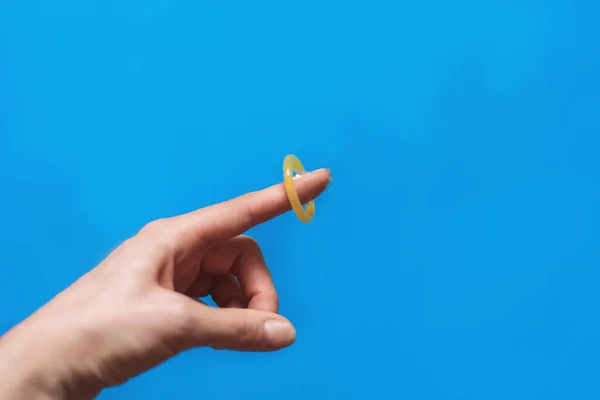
<box><xmin>0</xmin><ymin>168</ymin><xmax>330</xmax><ymax>399</ymax></box>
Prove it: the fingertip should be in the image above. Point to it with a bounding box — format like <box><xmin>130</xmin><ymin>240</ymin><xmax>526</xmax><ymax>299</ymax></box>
<box><xmin>294</xmin><ymin>167</ymin><xmax>331</xmax><ymax>204</ymax></box>
<box><xmin>264</xmin><ymin>318</ymin><xmax>296</xmax><ymax>349</ymax></box>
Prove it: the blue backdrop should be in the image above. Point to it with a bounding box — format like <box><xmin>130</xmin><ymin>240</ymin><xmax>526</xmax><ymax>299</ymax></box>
<box><xmin>1</xmin><ymin>1</ymin><xmax>599</xmax><ymax>399</ymax></box>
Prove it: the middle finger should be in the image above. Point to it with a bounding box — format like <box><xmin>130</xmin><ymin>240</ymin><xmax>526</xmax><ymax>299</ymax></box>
<box><xmin>202</xmin><ymin>235</ymin><xmax>278</xmax><ymax>313</ymax></box>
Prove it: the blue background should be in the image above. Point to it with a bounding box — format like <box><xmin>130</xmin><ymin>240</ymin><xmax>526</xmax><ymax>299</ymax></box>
<box><xmin>1</xmin><ymin>1</ymin><xmax>599</xmax><ymax>398</ymax></box>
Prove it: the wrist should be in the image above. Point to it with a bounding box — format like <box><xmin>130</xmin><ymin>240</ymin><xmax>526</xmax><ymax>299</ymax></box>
<box><xmin>0</xmin><ymin>318</ymin><xmax>102</xmax><ymax>400</ymax></box>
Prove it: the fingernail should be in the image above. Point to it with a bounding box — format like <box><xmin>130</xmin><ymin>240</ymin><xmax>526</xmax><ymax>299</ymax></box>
<box><xmin>326</xmin><ymin>168</ymin><xmax>333</xmax><ymax>184</ymax></box>
<box><xmin>310</xmin><ymin>168</ymin><xmax>333</xmax><ymax>183</ymax></box>
<box><xmin>264</xmin><ymin>319</ymin><xmax>296</xmax><ymax>347</ymax></box>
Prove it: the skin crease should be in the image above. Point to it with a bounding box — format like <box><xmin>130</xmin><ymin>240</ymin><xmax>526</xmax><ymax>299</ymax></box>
<box><xmin>0</xmin><ymin>168</ymin><xmax>331</xmax><ymax>400</ymax></box>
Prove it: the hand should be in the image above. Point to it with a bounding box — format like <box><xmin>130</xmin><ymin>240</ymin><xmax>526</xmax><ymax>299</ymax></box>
<box><xmin>0</xmin><ymin>168</ymin><xmax>330</xmax><ymax>399</ymax></box>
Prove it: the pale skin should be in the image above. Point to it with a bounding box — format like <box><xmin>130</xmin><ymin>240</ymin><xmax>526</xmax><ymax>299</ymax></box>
<box><xmin>0</xmin><ymin>168</ymin><xmax>331</xmax><ymax>399</ymax></box>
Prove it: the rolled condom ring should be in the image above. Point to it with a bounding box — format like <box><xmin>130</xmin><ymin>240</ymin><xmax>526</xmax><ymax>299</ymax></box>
<box><xmin>283</xmin><ymin>154</ymin><xmax>315</xmax><ymax>223</ymax></box>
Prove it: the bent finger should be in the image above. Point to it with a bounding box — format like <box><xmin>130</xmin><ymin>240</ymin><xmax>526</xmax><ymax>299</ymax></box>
<box><xmin>210</xmin><ymin>274</ymin><xmax>247</xmax><ymax>309</ymax></box>
<box><xmin>203</xmin><ymin>236</ymin><xmax>277</xmax><ymax>313</ymax></box>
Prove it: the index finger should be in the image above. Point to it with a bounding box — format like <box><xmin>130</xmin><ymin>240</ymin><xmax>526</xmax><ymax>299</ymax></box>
<box><xmin>177</xmin><ymin>168</ymin><xmax>331</xmax><ymax>245</ymax></box>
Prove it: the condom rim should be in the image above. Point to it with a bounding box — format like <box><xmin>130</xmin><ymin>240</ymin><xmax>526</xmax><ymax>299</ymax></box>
<box><xmin>283</xmin><ymin>154</ymin><xmax>315</xmax><ymax>223</ymax></box>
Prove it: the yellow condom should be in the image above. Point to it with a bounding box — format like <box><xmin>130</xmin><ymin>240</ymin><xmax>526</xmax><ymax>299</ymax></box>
<box><xmin>283</xmin><ymin>154</ymin><xmax>315</xmax><ymax>223</ymax></box>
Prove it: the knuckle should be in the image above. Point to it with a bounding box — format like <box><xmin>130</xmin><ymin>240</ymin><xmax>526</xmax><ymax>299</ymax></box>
<box><xmin>235</xmin><ymin>313</ymin><xmax>262</xmax><ymax>347</ymax></box>
<box><xmin>237</xmin><ymin>198</ymin><xmax>257</xmax><ymax>228</ymax></box>
<box><xmin>139</xmin><ymin>218</ymin><xmax>168</xmax><ymax>237</ymax></box>
<box><xmin>238</xmin><ymin>235</ymin><xmax>260</xmax><ymax>249</ymax></box>
<box><xmin>167</xmin><ymin>298</ymin><xmax>198</xmax><ymax>340</ymax></box>
<box><xmin>138</xmin><ymin>218</ymin><xmax>178</xmax><ymax>253</ymax></box>
<box><xmin>237</xmin><ymin>236</ymin><xmax>263</xmax><ymax>257</ymax></box>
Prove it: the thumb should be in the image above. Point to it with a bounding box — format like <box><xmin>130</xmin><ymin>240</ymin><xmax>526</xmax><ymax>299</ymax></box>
<box><xmin>192</xmin><ymin>306</ymin><xmax>297</xmax><ymax>351</ymax></box>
